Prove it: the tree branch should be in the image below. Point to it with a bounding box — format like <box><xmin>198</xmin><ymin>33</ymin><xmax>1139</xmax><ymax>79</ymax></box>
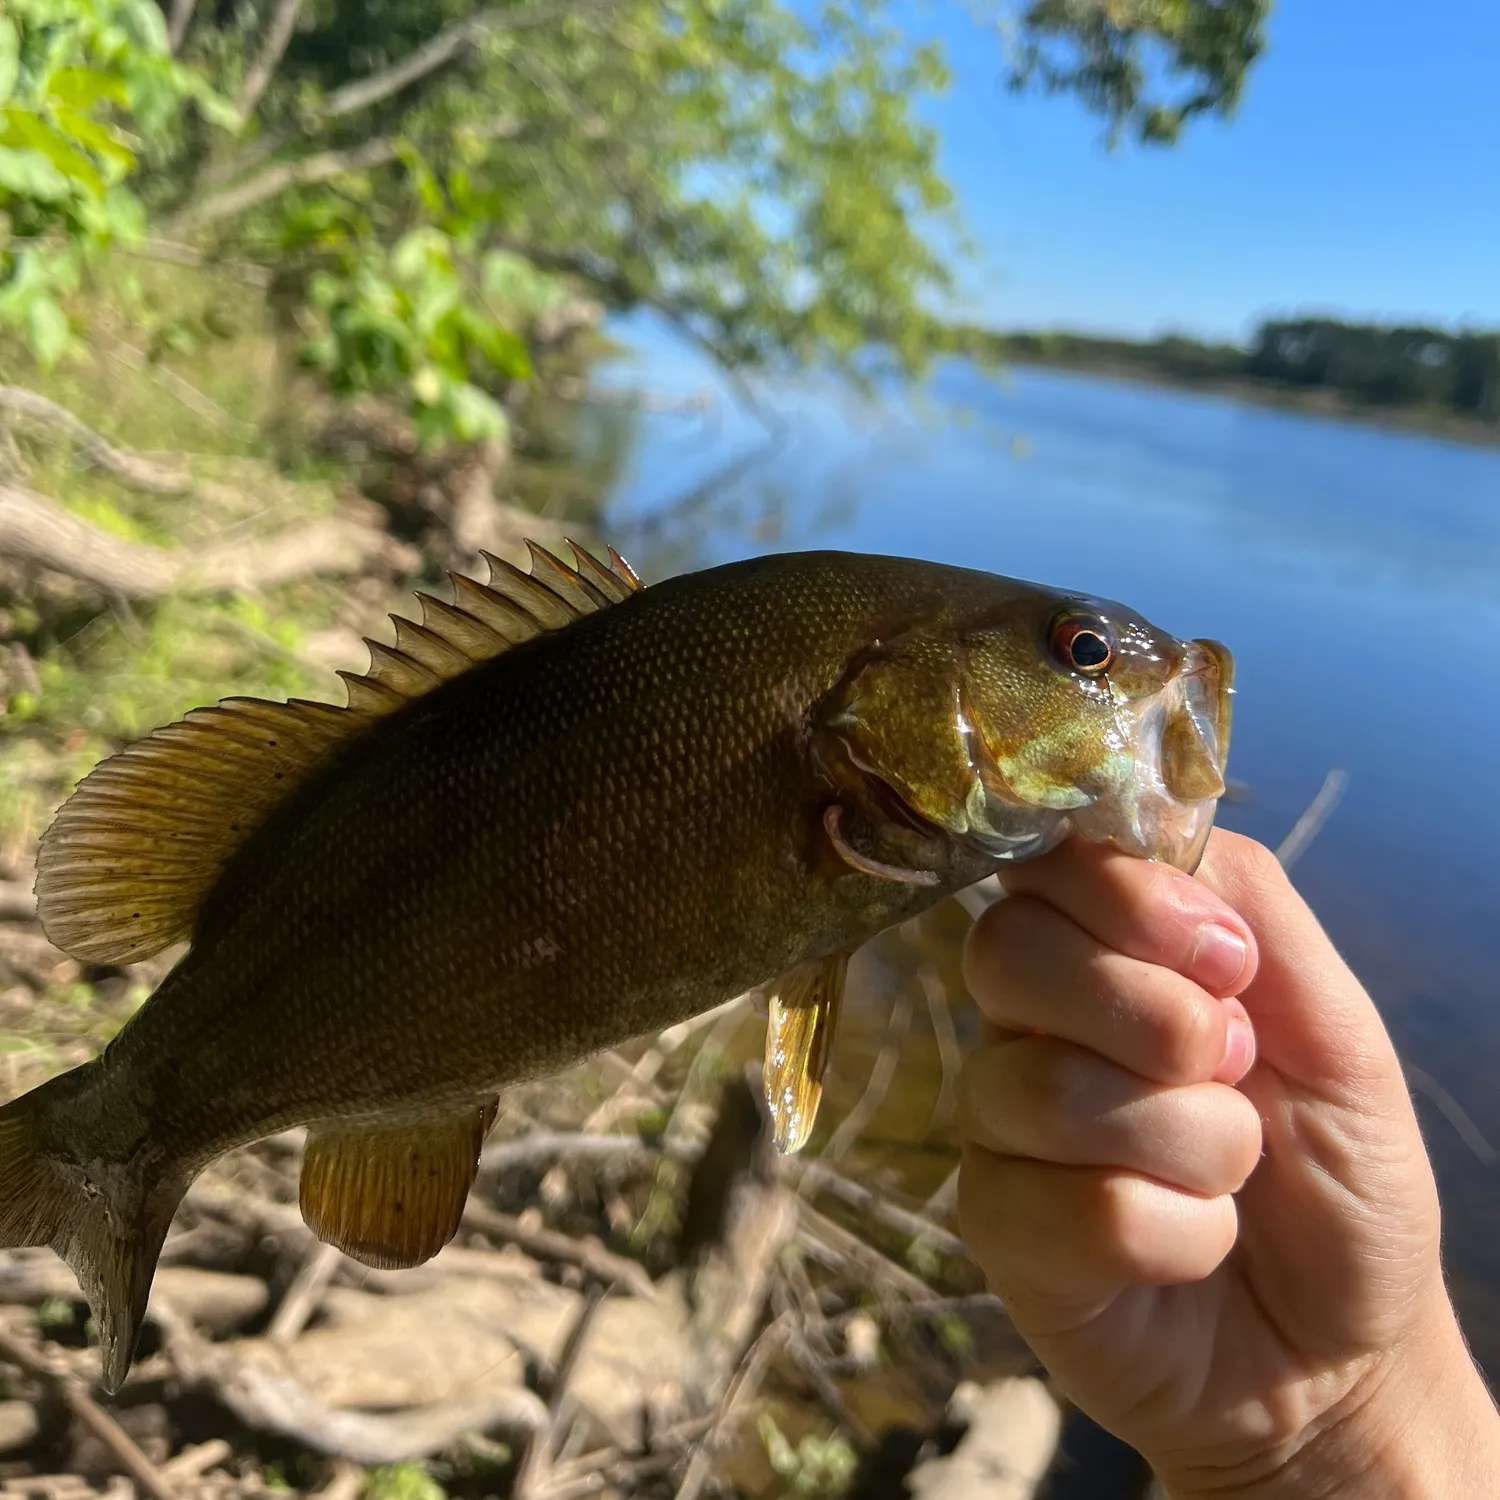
<box><xmin>492</xmin><ymin>237</ymin><xmax>783</xmax><ymax>430</ymax></box>
<box><xmin>200</xmin><ymin>0</ymin><xmax>611</xmax><ymax>190</ymax></box>
<box><xmin>0</xmin><ymin>480</ymin><xmax>389</xmax><ymax>599</ymax></box>
<box><xmin>237</xmin><ymin>0</ymin><xmax>308</xmax><ymax>120</ymax></box>
<box><xmin>170</xmin><ymin>117</ymin><xmax>522</xmax><ymax>231</ymax></box>
<box><xmin>321</xmin><ymin>0</ymin><xmax>611</xmax><ymax>121</ymax></box>
<box><xmin>170</xmin><ymin>135</ymin><xmax>406</xmax><ymax>230</ymax></box>
<box><xmin>167</xmin><ymin>0</ymin><xmax>198</xmax><ymax>53</ymax></box>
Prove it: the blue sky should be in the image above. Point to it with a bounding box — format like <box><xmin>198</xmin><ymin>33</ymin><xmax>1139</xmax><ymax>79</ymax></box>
<box><xmin>923</xmin><ymin>0</ymin><xmax>1500</xmax><ymax>341</ymax></box>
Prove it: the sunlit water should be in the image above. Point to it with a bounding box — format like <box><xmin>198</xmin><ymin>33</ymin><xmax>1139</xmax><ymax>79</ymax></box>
<box><xmin>589</xmin><ymin>345</ymin><xmax>1500</xmax><ymax>1381</ymax></box>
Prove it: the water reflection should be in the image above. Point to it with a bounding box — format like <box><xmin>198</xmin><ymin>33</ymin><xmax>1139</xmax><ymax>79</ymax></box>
<box><xmin>593</xmin><ymin>353</ymin><xmax>1500</xmax><ymax>1382</ymax></box>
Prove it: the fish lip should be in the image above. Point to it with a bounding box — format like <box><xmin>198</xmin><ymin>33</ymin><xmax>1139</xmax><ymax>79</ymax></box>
<box><xmin>1158</xmin><ymin>639</ymin><xmax>1235</xmax><ymax>873</ymax></box>
<box><xmin>1068</xmin><ymin>637</ymin><xmax>1235</xmax><ymax>873</ymax></box>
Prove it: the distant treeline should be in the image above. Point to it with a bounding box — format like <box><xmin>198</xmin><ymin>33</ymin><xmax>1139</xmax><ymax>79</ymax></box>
<box><xmin>957</xmin><ymin>319</ymin><xmax>1500</xmax><ymax>424</ymax></box>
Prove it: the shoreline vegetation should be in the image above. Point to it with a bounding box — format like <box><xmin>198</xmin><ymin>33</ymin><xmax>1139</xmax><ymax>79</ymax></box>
<box><xmin>954</xmin><ymin>319</ymin><xmax>1500</xmax><ymax>449</ymax></box>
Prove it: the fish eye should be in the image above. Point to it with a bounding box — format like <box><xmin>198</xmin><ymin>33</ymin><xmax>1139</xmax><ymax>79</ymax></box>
<box><xmin>1048</xmin><ymin>611</ymin><xmax>1116</xmax><ymax>676</ymax></box>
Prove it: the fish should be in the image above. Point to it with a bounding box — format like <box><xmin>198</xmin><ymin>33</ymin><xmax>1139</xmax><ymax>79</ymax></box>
<box><xmin>0</xmin><ymin>543</ymin><xmax>1233</xmax><ymax>1391</ymax></box>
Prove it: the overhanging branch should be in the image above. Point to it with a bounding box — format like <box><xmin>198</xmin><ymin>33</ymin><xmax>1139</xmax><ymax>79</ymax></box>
<box><xmin>171</xmin><ymin>116</ymin><xmax>523</xmax><ymax>231</ymax></box>
<box><xmin>238</xmin><ymin>0</ymin><xmax>309</xmax><ymax>120</ymax></box>
<box><xmin>321</xmin><ymin>0</ymin><xmax>613</xmax><ymax>121</ymax></box>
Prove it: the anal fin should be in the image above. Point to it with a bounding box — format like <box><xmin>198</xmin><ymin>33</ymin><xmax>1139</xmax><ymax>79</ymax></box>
<box><xmin>762</xmin><ymin>954</ymin><xmax>849</xmax><ymax>1155</ymax></box>
<box><xmin>300</xmin><ymin>1099</ymin><xmax>498</xmax><ymax>1270</ymax></box>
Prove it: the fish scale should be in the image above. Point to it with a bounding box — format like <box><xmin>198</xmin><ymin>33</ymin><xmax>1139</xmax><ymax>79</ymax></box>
<box><xmin>0</xmin><ymin>543</ymin><xmax>1233</xmax><ymax>1391</ymax></box>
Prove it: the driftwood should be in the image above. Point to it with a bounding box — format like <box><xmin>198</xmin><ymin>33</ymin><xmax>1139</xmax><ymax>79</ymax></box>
<box><xmin>0</xmin><ymin>388</ymin><xmax>241</xmax><ymax>507</ymax></box>
<box><xmin>0</xmin><ymin>880</ymin><xmax>35</xmax><ymax>923</ymax></box>
<box><xmin>0</xmin><ymin>480</ymin><xmax>390</xmax><ymax>600</ymax></box>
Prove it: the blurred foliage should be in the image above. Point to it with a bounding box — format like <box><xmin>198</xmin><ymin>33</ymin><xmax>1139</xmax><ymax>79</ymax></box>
<box><xmin>2</xmin><ymin>0</ymin><xmax>1270</xmax><ymax>442</ymax></box>
<box><xmin>758</xmin><ymin>1410</ymin><xmax>859</xmax><ymax>1497</ymax></box>
<box><xmin>363</xmin><ymin>1463</ymin><xmax>447</xmax><ymax>1500</ymax></box>
<box><xmin>982</xmin><ymin>317</ymin><xmax>1500</xmax><ymax>423</ymax></box>
<box><xmin>0</xmin><ymin>0</ymin><xmax>236</xmax><ymax>367</ymax></box>
<box><xmin>1009</xmin><ymin>0</ymin><xmax>1270</xmax><ymax>145</ymax></box>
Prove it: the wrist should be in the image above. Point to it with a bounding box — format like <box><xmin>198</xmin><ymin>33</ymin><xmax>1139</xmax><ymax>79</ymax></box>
<box><xmin>1164</xmin><ymin>1302</ymin><xmax>1500</xmax><ymax>1500</ymax></box>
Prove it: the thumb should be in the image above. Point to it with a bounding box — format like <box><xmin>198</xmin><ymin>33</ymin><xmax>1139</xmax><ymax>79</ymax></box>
<box><xmin>1194</xmin><ymin>830</ymin><xmax>1410</xmax><ymax>1118</ymax></box>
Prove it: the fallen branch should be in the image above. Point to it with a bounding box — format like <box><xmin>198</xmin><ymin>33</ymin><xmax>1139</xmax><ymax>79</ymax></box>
<box><xmin>478</xmin><ymin>1130</ymin><xmax>663</xmax><ymax>1176</ymax></box>
<box><xmin>153</xmin><ymin>1300</ymin><xmax>548</xmax><ymax>1464</ymax></box>
<box><xmin>0</xmin><ymin>480</ymin><xmax>389</xmax><ymax>600</ymax></box>
<box><xmin>268</xmin><ymin>1241</ymin><xmax>344</xmax><ymax>1343</ymax></box>
<box><xmin>0</xmin><ymin>387</ymin><xmax>239</xmax><ymax>505</ymax></box>
<box><xmin>671</xmin><ymin>1313</ymin><xmax>791</xmax><ymax>1500</ymax></box>
<box><xmin>795</xmin><ymin>1202</ymin><xmax>934</xmax><ymax>1304</ymax></box>
<box><xmin>0</xmin><ymin>1327</ymin><xmax>179</xmax><ymax>1500</ymax></box>
<box><xmin>514</xmin><ymin>1286</ymin><xmax>608</xmax><ymax>1500</ymax></box>
<box><xmin>461</xmin><ymin>1199</ymin><xmax>658</xmax><ymax>1302</ymax></box>
<box><xmin>794</xmin><ymin>1162</ymin><xmax>968</xmax><ymax>1261</ymax></box>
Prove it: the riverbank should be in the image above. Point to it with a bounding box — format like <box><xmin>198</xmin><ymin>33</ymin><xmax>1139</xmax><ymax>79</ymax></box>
<box><xmin>1000</xmin><ymin>353</ymin><xmax>1500</xmax><ymax>449</ymax></box>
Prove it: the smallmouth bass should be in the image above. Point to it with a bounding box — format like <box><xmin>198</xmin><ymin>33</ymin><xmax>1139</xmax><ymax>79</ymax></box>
<box><xmin>0</xmin><ymin>544</ymin><xmax>1233</xmax><ymax>1389</ymax></box>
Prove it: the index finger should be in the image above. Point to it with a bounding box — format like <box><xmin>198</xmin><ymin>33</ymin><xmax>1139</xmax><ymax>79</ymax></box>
<box><xmin>995</xmin><ymin>835</ymin><xmax>1259</xmax><ymax>998</ymax></box>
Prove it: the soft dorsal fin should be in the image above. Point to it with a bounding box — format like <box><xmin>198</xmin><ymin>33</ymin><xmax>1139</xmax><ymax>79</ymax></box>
<box><xmin>34</xmin><ymin>541</ymin><xmax>643</xmax><ymax>964</ymax></box>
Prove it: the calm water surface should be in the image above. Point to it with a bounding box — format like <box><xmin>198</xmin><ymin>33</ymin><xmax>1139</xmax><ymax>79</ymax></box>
<box><xmin>591</xmin><ymin>354</ymin><xmax>1500</xmax><ymax>1379</ymax></box>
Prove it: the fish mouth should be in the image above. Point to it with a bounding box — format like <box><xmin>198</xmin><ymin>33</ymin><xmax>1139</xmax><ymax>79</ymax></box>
<box><xmin>1070</xmin><ymin>638</ymin><xmax>1235</xmax><ymax>873</ymax></box>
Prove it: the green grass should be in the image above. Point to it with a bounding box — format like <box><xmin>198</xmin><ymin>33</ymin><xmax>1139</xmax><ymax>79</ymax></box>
<box><xmin>0</xmin><ymin>256</ymin><xmax>383</xmax><ymax>1036</ymax></box>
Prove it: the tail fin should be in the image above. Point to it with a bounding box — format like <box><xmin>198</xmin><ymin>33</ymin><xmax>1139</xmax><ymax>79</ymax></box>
<box><xmin>0</xmin><ymin>1073</ymin><xmax>186</xmax><ymax>1393</ymax></box>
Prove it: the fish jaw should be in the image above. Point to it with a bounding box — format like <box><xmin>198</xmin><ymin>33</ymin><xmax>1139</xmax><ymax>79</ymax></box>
<box><xmin>1070</xmin><ymin>638</ymin><xmax>1235</xmax><ymax>872</ymax></box>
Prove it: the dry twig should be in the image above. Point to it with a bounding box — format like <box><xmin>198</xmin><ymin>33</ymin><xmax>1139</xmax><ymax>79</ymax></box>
<box><xmin>1276</xmin><ymin>767</ymin><xmax>1349</xmax><ymax>871</ymax></box>
<box><xmin>461</xmin><ymin>1199</ymin><xmax>657</xmax><ymax>1301</ymax></box>
<box><xmin>822</xmin><ymin>986</ymin><xmax>914</xmax><ymax>1162</ymax></box>
<box><xmin>0</xmin><ymin>479</ymin><xmax>389</xmax><ymax>600</ymax></box>
<box><xmin>0</xmin><ymin>1327</ymin><xmax>179</xmax><ymax>1500</ymax></box>
<box><xmin>671</xmin><ymin>1314</ymin><xmax>792</xmax><ymax>1500</ymax></box>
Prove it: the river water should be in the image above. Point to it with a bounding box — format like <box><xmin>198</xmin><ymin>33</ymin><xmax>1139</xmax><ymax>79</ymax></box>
<box><xmin>589</xmin><ymin>347</ymin><xmax>1500</xmax><ymax>1383</ymax></box>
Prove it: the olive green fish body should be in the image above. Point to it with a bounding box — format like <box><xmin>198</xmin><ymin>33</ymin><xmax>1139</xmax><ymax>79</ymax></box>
<box><xmin>113</xmin><ymin>554</ymin><xmax>1003</xmax><ymax>1154</ymax></box>
<box><xmin>0</xmin><ymin>545</ymin><xmax>1234</xmax><ymax>1390</ymax></box>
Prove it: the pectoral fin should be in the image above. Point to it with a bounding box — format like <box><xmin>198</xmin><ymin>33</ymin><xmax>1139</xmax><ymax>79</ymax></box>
<box><xmin>762</xmin><ymin>954</ymin><xmax>849</xmax><ymax>1155</ymax></box>
<box><xmin>299</xmin><ymin>1099</ymin><xmax>498</xmax><ymax>1270</ymax></box>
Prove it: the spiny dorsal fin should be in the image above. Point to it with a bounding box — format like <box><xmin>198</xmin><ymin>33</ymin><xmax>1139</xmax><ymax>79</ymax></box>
<box><xmin>34</xmin><ymin>540</ymin><xmax>642</xmax><ymax>965</ymax></box>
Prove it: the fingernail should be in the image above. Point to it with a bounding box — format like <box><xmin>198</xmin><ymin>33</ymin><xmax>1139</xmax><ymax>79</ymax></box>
<box><xmin>1221</xmin><ymin>998</ymin><xmax>1256</xmax><ymax>1080</ymax></box>
<box><xmin>1189</xmin><ymin>922</ymin><xmax>1248</xmax><ymax>991</ymax></box>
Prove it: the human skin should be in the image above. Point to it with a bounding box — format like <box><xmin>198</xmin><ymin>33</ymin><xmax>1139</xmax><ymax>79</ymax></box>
<box><xmin>956</xmin><ymin>829</ymin><xmax>1500</xmax><ymax>1498</ymax></box>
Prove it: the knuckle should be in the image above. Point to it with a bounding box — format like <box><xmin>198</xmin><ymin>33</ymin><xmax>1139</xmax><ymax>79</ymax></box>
<box><xmin>963</xmin><ymin>895</ymin><xmax>1049</xmax><ymax>995</ymax></box>
<box><xmin>1027</xmin><ymin>1044</ymin><xmax>1094</xmax><ymax>1153</ymax></box>
<box><xmin>1221</xmin><ymin>1091</ymin><xmax>1266</xmax><ymax>1188</ymax></box>
<box><xmin>1158</xmin><ymin>981</ymin><xmax>1224</xmax><ymax>1082</ymax></box>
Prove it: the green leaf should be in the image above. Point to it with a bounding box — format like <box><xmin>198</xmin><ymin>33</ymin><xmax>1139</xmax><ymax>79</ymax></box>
<box><xmin>48</xmin><ymin>68</ymin><xmax>130</xmax><ymax>112</ymax></box>
<box><xmin>26</xmin><ymin>294</ymin><xmax>70</xmax><ymax>369</ymax></box>
<box><xmin>3</xmin><ymin>110</ymin><xmax>104</xmax><ymax>196</ymax></box>
<box><xmin>54</xmin><ymin>108</ymin><xmax>137</xmax><ymax>174</ymax></box>
<box><xmin>468</xmin><ymin>317</ymin><xmax>532</xmax><ymax>380</ymax></box>
<box><xmin>0</xmin><ymin>145</ymin><xmax>72</xmax><ymax>202</ymax></box>
<box><xmin>443</xmin><ymin>382</ymin><xmax>508</xmax><ymax>443</ymax></box>
<box><xmin>411</xmin><ymin>365</ymin><xmax>442</xmax><ymax>405</ymax></box>
<box><xmin>0</xmin><ymin>20</ymin><xmax>18</xmax><ymax>108</ymax></box>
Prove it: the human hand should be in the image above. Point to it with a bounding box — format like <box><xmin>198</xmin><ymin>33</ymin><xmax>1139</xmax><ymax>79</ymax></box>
<box><xmin>956</xmin><ymin>829</ymin><xmax>1500</xmax><ymax>1497</ymax></box>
